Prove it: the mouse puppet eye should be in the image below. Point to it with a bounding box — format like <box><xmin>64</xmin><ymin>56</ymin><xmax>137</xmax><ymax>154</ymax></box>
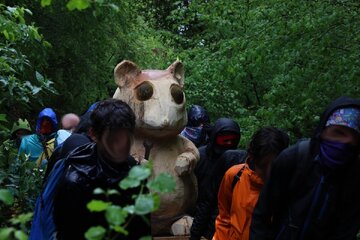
<box><xmin>135</xmin><ymin>81</ymin><xmax>153</xmax><ymax>101</ymax></box>
<box><xmin>171</xmin><ymin>84</ymin><xmax>184</xmax><ymax>104</ymax></box>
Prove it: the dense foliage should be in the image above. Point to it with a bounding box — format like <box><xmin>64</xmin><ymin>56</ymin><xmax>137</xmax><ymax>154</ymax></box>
<box><xmin>140</xmin><ymin>0</ymin><xmax>360</xmax><ymax>143</ymax></box>
<box><xmin>2</xmin><ymin>0</ymin><xmax>358</xmax><ymax>142</ymax></box>
<box><xmin>0</xmin><ymin>0</ymin><xmax>359</xmax><ymax>238</ymax></box>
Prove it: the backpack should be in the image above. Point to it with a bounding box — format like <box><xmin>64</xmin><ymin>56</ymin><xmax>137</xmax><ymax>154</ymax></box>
<box><xmin>29</xmin><ymin>158</ymin><xmax>68</xmax><ymax>240</ymax></box>
<box><xmin>231</xmin><ymin>165</ymin><xmax>246</xmax><ymax>190</ymax></box>
<box><xmin>274</xmin><ymin>139</ymin><xmax>312</xmax><ymax>240</ymax></box>
<box><xmin>232</xmin><ymin>140</ymin><xmax>311</xmax><ymax>192</ymax></box>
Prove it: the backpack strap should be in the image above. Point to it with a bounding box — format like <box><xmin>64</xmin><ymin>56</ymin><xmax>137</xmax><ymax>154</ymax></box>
<box><xmin>297</xmin><ymin>139</ymin><xmax>311</xmax><ymax>164</ymax></box>
<box><xmin>231</xmin><ymin>165</ymin><xmax>246</xmax><ymax>191</ymax></box>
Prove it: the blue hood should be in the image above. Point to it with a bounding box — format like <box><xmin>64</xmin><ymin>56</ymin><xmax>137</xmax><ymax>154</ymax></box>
<box><xmin>187</xmin><ymin>105</ymin><xmax>210</xmax><ymax>127</ymax></box>
<box><xmin>87</xmin><ymin>102</ymin><xmax>99</xmax><ymax>113</ymax></box>
<box><xmin>35</xmin><ymin>108</ymin><xmax>58</xmax><ymax>133</ymax></box>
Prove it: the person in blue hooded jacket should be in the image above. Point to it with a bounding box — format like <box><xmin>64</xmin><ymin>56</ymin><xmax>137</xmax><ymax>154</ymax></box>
<box><xmin>181</xmin><ymin>105</ymin><xmax>211</xmax><ymax>147</ymax></box>
<box><xmin>17</xmin><ymin>107</ymin><xmax>71</xmax><ymax>165</ymax></box>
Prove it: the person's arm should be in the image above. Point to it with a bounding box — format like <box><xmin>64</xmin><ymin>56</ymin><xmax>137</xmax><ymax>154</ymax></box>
<box><xmin>53</xmin><ymin>171</ymin><xmax>95</xmax><ymax>240</ymax></box>
<box><xmin>213</xmin><ymin>165</ymin><xmax>243</xmax><ymax>240</ymax></box>
<box><xmin>190</xmin><ymin>176</ymin><xmax>216</xmax><ymax>240</ymax></box>
<box><xmin>250</xmin><ymin>150</ymin><xmax>293</xmax><ymax>240</ymax></box>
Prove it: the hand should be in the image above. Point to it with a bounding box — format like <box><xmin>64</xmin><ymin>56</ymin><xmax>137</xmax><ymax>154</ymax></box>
<box><xmin>175</xmin><ymin>153</ymin><xmax>196</xmax><ymax>176</ymax></box>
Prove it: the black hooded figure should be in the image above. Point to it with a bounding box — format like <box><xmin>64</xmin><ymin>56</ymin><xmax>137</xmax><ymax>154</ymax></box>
<box><xmin>191</xmin><ymin>118</ymin><xmax>241</xmax><ymax>239</ymax></box>
<box><xmin>250</xmin><ymin>96</ymin><xmax>360</xmax><ymax>240</ymax></box>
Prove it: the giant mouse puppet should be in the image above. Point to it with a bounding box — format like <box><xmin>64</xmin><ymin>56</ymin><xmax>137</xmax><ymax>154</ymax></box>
<box><xmin>113</xmin><ymin>60</ymin><xmax>200</xmax><ymax>235</ymax></box>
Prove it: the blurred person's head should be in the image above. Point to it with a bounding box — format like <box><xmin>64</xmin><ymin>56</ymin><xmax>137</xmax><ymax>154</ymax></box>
<box><xmin>36</xmin><ymin>108</ymin><xmax>58</xmax><ymax>136</ymax></box>
<box><xmin>11</xmin><ymin>118</ymin><xmax>32</xmax><ymax>147</ymax></box>
<box><xmin>247</xmin><ymin>127</ymin><xmax>290</xmax><ymax>180</ymax></box>
<box><xmin>61</xmin><ymin>113</ymin><xmax>80</xmax><ymax>132</ymax></box>
<box><xmin>90</xmin><ymin>99</ymin><xmax>135</xmax><ymax>164</ymax></box>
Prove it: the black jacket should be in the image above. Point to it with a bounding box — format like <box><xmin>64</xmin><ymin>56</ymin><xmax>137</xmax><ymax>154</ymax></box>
<box><xmin>191</xmin><ymin>118</ymin><xmax>241</xmax><ymax>240</ymax></box>
<box><xmin>194</xmin><ymin>118</ymin><xmax>241</xmax><ymax>198</ymax></box>
<box><xmin>44</xmin><ymin>133</ymin><xmax>91</xmax><ymax>182</ymax></box>
<box><xmin>53</xmin><ymin>143</ymin><xmax>148</xmax><ymax>240</ymax></box>
<box><xmin>250</xmin><ymin>96</ymin><xmax>360</xmax><ymax>240</ymax></box>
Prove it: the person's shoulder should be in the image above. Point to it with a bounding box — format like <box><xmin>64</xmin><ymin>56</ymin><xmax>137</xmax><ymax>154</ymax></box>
<box><xmin>67</xmin><ymin>142</ymin><xmax>96</xmax><ymax>159</ymax></box>
<box><xmin>56</xmin><ymin>129</ymin><xmax>72</xmax><ymax>145</ymax></box>
<box><xmin>21</xmin><ymin>134</ymin><xmax>37</xmax><ymax>142</ymax></box>
<box><xmin>19</xmin><ymin>134</ymin><xmax>40</xmax><ymax>151</ymax></box>
<box><xmin>198</xmin><ymin>145</ymin><xmax>207</xmax><ymax>159</ymax></box>
<box><xmin>60</xmin><ymin>142</ymin><xmax>96</xmax><ymax>177</ymax></box>
<box><xmin>226</xmin><ymin>163</ymin><xmax>246</xmax><ymax>178</ymax></box>
<box><xmin>198</xmin><ymin>145</ymin><xmax>206</xmax><ymax>152</ymax></box>
<box><xmin>57</xmin><ymin>129</ymin><xmax>71</xmax><ymax>137</ymax></box>
<box><xmin>272</xmin><ymin>140</ymin><xmax>311</xmax><ymax>171</ymax></box>
<box><xmin>222</xmin><ymin>149</ymin><xmax>247</xmax><ymax>157</ymax></box>
<box><xmin>221</xmin><ymin>149</ymin><xmax>247</xmax><ymax>169</ymax></box>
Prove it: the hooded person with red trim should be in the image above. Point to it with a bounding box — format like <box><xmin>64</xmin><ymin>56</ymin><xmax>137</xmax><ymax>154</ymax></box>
<box><xmin>191</xmin><ymin>118</ymin><xmax>241</xmax><ymax>240</ymax></box>
<box><xmin>250</xmin><ymin>96</ymin><xmax>360</xmax><ymax>240</ymax></box>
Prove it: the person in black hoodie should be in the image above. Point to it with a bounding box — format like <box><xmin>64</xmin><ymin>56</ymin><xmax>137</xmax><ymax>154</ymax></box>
<box><xmin>53</xmin><ymin>99</ymin><xmax>149</xmax><ymax>240</ymax></box>
<box><xmin>250</xmin><ymin>96</ymin><xmax>360</xmax><ymax>240</ymax></box>
<box><xmin>191</xmin><ymin>118</ymin><xmax>241</xmax><ymax>239</ymax></box>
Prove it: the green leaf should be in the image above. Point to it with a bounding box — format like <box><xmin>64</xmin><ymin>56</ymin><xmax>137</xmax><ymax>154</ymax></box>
<box><xmin>0</xmin><ymin>114</ymin><xmax>7</xmax><ymax>122</ymax></box>
<box><xmin>119</xmin><ymin>178</ymin><xmax>140</xmax><ymax>190</ymax></box>
<box><xmin>40</xmin><ymin>0</ymin><xmax>52</xmax><ymax>7</ymax></box>
<box><xmin>35</xmin><ymin>71</ymin><xmax>44</xmax><ymax>81</ymax></box>
<box><xmin>152</xmin><ymin>193</ymin><xmax>160</xmax><ymax>211</ymax></box>
<box><xmin>31</xmin><ymin>87</ymin><xmax>41</xmax><ymax>95</ymax></box>
<box><xmin>66</xmin><ymin>0</ymin><xmax>91</xmax><ymax>11</ymax></box>
<box><xmin>3</xmin><ymin>30</ymin><xmax>9</xmax><ymax>40</ymax></box>
<box><xmin>112</xmin><ymin>225</ymin><xmax>128</xmax><ymax>235</ymax></box>
<box><xmin>0</xmin><ymin>228</ymin><xmax>15</xmax><ymax>240</ymax></box>
<box><xmin>128</xmin><ymin>165</ymin><xmax>151</xmax><ymax>181</ymax></box>
<box><xmin>105</xmin><ymin>205</ymin><xmax>128</xmax><ymax>226</ymax></box>
<box><xmin>10</xmin><ymin>213</ymin><xmax>33</xmax><ymax>225</ymax></box>
<box><xmin>14</xmin><ymin>230</ymin><xmax>27</xmax><ymax>240</ymax></box>
<box><xmin>107</xmin><ymin>189</ymin><xmax>119</xmax><ymax>195</ymax></box>
<box><xmin>0</xmin><ymin>189</ymin><xmax>14</xmax><ymax>205</ymax></box>
<box><xmin>86</xmin><ymin>200</ymin><xmax>110</xmax><ymax>212</ymax></box>
<box><xmin>93</xmin><ymin>188</ymin><xmax>105</xmax><ymax>195</ymax></box>
<box><xmin>134</xmin><ymin>194</ymin><xmax>155</xmax><ymax>215</ymax></box>
<box><xmin>108</xmin><ymin>4</ymin><xmax>119</xmax><ymax>12</ymax></box>
<box><xmin>123</xmin><ymin>205</ymin><xmax>135</xmax><ymax>214</ymax></box>
<box><xmin>147</xmin><ymin>173</ymin><xmax>176</xmax><ymax>193</ymax></box>
<box><xmin>84</xmin><ymin>226</ymin><xmax>106</xmax><ymax>240</ymax></box>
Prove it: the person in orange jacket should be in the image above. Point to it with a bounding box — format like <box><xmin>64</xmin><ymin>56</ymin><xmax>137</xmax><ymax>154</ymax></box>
<box><xmin>213</xmin><ymin>127</ymin><xmax>289</xmax><ymax>240</ymax></box>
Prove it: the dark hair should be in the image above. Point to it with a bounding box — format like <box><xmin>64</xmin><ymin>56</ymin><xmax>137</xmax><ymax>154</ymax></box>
<box><xmin>247</xmin><ymin>127</ymin><xmax>290</xmax><ymax>167</ymax></box>
<box><xmin>74</xmin><ymin>111</ymin><xmax>92</xmax><ymax>134</ymax></box>
<box><xmin>90</xmin><ymin>99</ymin><xmax>136</xmax><ymax>138</ymax></box>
